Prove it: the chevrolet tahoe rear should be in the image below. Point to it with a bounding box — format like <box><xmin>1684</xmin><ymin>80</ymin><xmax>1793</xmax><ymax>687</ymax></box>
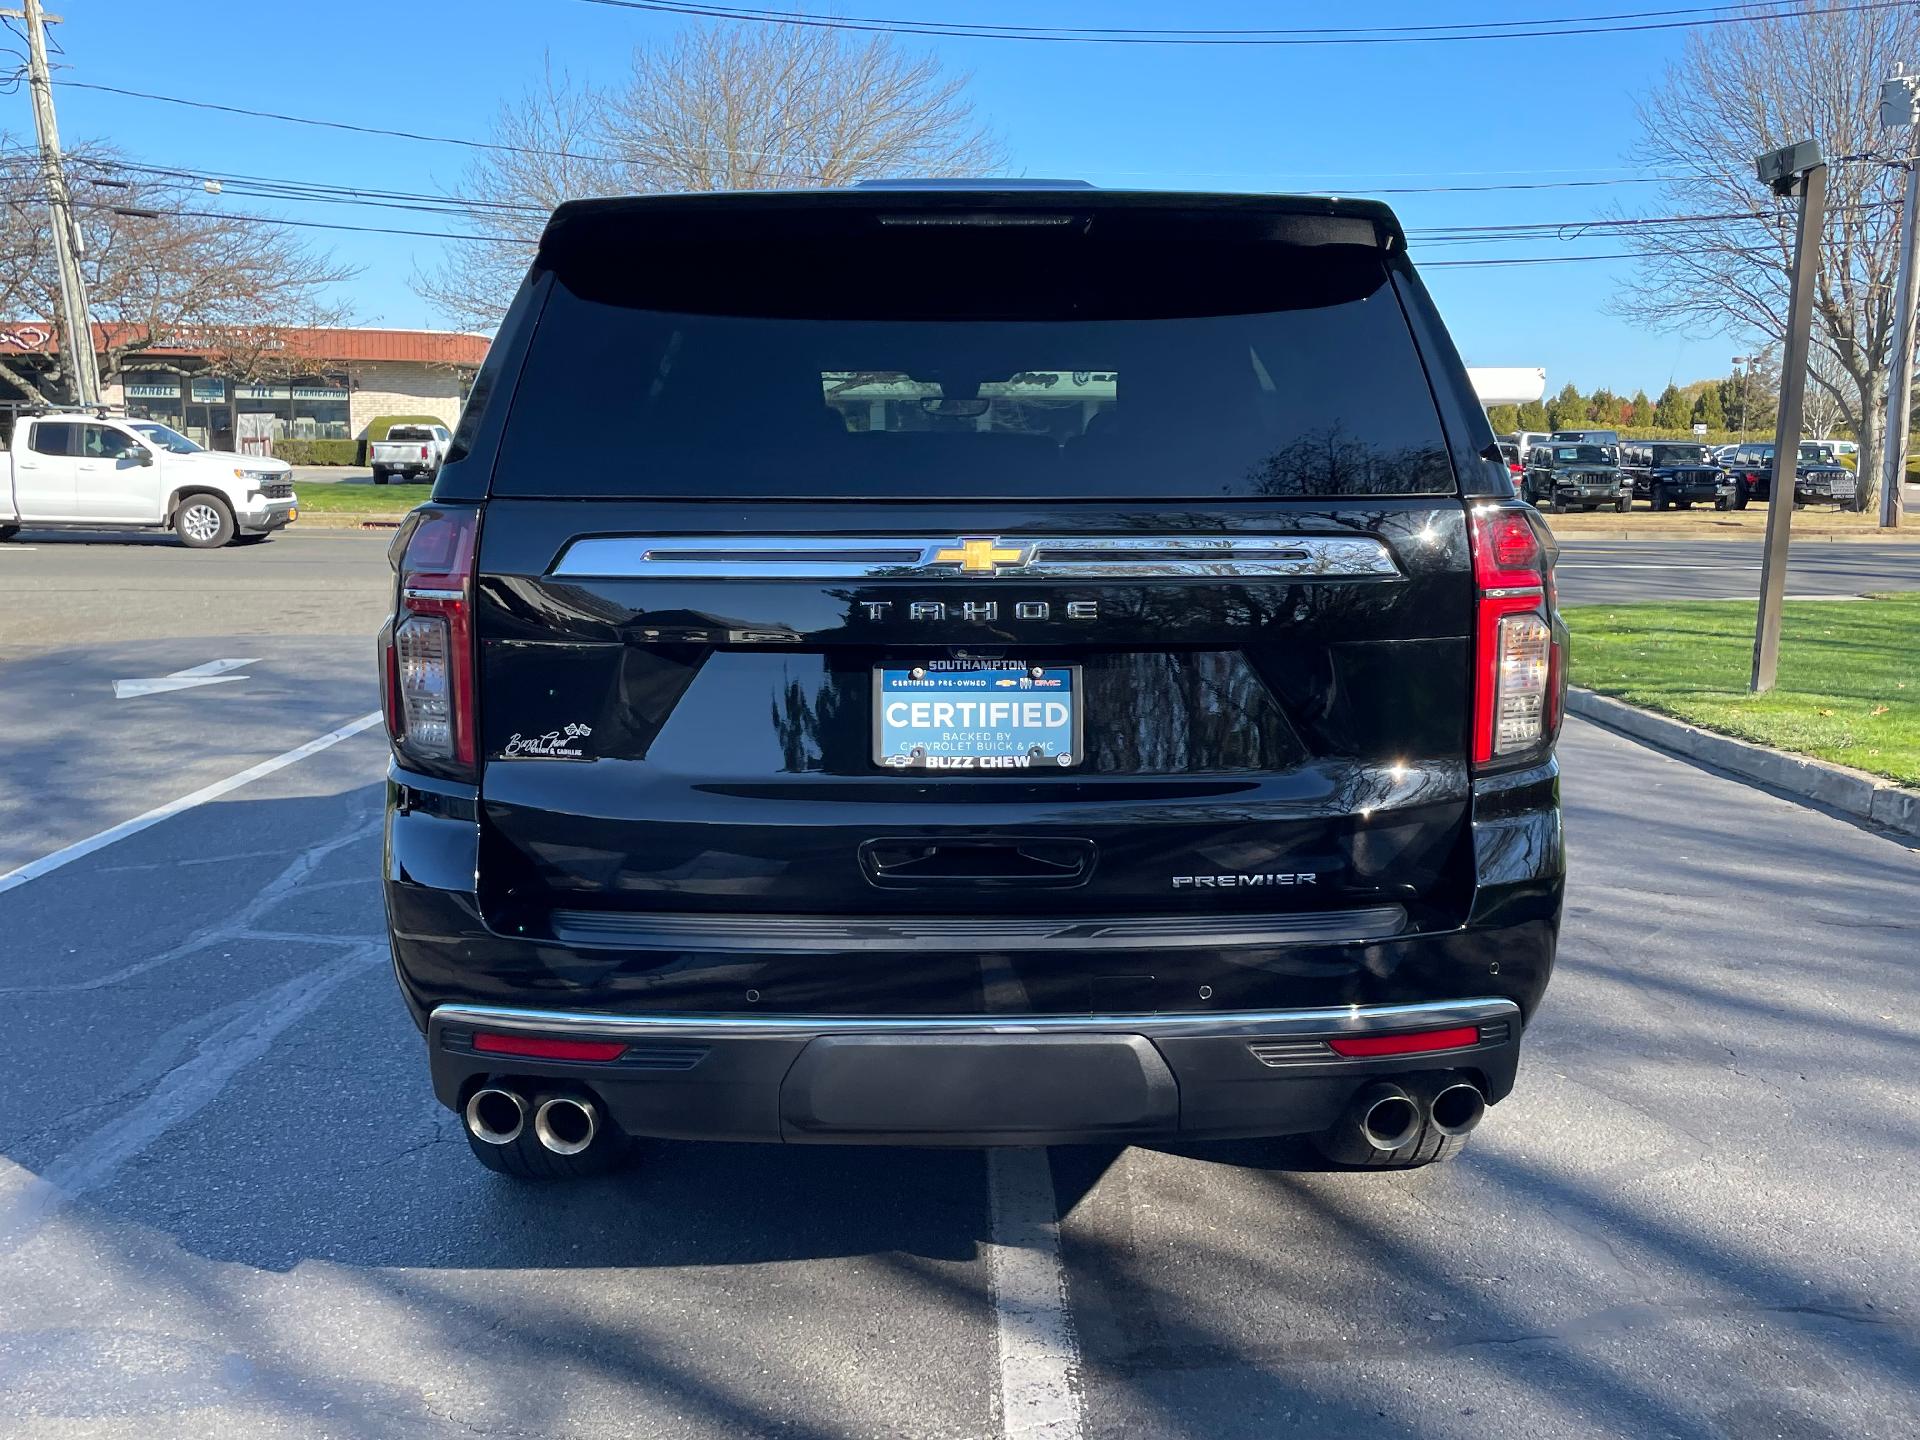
<box><xmin>378</xmin><ymin>185</ymin><xmax>1567</xmax><ymax>1178</ymax></box>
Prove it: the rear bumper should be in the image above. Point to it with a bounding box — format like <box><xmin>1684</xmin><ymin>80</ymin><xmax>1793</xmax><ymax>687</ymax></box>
<box><xmin>427</xmin><ymin>998</ymin><xmax>1523</xmax><ymax>1146</ymax></box>
<box><xmin>386</xmin><ymin>757</ymin><xmax>1561</xmax><ymax>1144</ymax></box>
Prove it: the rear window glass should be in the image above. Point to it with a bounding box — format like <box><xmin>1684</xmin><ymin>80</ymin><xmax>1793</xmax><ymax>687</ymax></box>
<box><xmin>386</xmin><ymin>426</ymin><xmax>432</xmax><ymax>441</ymax></box>
<box><xmin>30</xmin><ymin>421</ymin><xmax>79</xmax><ymax>457</ymax></box>
<box><xmin>494</xmin><ymin>226</ymin><xmax>1454</xmax><ymax>500</ymax></box>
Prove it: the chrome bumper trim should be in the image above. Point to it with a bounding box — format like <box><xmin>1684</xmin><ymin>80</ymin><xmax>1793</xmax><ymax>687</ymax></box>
<box><xmin>432</xmin><ymin>997</ymin><xmax>1521</xmax><ymax>1043</ymax></box>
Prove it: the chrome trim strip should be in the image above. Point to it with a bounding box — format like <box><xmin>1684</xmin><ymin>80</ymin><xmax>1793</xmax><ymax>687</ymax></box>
<box><xmin>402</xmin><ymin>585</ymin><xmax>464</xmax><ymax>602</ymax></box>
<box><xmin>432</xmin><ymin>998</ymin><xmax>1520</xmax><ymax>1043</ymax></box>
<box><xmin>1480</xmin><ymin>585</ymin><xmax>1544</xmax><ymax>599</ymax></box>
<box><xmin>550</xmin><ymin>534</ymin><xmax>1402</xmax><ymax>581</ymax></box>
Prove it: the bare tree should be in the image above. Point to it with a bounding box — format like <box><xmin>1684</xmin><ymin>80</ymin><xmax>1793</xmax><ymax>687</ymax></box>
<box><xmin>410</xmin><ymin>65</ymin><xmax>616</xmax><ymax>333</ymax></box>
<box><xmin>1614</xmin><ymin>2</ymin><xmax>1919</xmax><ymax>511</ymax></box>
<box><xmin>0</xmin><ymin>141</ymin><xmax>354</xmax><ymax>403</ymax></box>
<box><xmin>417</xmin><ymin>23</ymin><xmax>1004</xmax><ymax>331</ymax></box>
<box><xmin>1805</xmin><ymin>345</ymin><xmax>1849</xmax><ymax>439</ymax></box>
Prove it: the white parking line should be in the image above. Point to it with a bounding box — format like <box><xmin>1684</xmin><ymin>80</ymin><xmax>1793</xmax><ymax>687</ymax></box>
<box><xmin>987</xmin><ymin>1147</ymin><xmax>1085</xmax><ymax>1440</ymax></box>
<box><xmin>0</xmin><ymin>711</ymin><xmax>382</xmax><ymax>896</ymax></box>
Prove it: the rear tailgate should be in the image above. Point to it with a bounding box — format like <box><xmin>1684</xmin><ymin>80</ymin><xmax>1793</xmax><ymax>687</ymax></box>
<box><xmin>477</xmin><ymin>498</ymin><xmax>1472</xmax><ymax>913</ymax></box>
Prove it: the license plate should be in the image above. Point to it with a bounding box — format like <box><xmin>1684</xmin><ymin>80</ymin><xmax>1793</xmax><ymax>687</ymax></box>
<box><xmin>874</xmin><ymin>660</ymin><xmax>1081</xmax><ymax>771</ymax></box>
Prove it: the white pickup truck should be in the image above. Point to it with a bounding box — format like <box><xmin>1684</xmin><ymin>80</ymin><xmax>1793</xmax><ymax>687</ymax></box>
<box><xmin>368</xmin><ymin>423</ymin><xmax>451</xmax><ymax>484</ymax></box>
<box><xmin>0</xmin><ymin>411</ymin><xmax>298</xmax><ymax>548</ymax></box>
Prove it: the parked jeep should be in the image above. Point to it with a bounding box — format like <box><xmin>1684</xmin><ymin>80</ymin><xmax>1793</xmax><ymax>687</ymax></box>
<box><xmin>1718</xmin><ymin>441</ymin><xmax>1858</xmax><ymax>509</ymax></box>
<box><xmin>1619</xmin><ymin>441</ymin><xmax>1721</xmax><ymax>511</ymax></box>
<box><xmin>1523</xmin><ymin>442</ymin><xmax>1631</xmax><ymax>512</ymax></box>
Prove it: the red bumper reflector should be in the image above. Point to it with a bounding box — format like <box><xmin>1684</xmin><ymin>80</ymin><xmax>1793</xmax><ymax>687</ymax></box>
<box><xmin>473</xmin><ymin>1033</ymin><xmax>627</xmax><ymax>1062</ymax></box>
<box><xmin>1327</xmin><ymin>1026</ymin><xmax>1480</xmax><ymax>1058</ymax></box>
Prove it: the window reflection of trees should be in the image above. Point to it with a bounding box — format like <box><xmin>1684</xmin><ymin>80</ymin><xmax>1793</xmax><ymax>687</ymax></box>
<box><xmin>1244</xmin><ymin>424</ymin><xmax>1452</xmax><ymax>498</ymax></box>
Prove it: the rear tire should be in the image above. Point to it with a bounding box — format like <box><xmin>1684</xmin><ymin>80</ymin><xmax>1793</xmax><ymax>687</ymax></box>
<box><xmin>0</xmin><ymin>524</ymin><xmax>18</xmax><ymax>542</ymax></box>
<box><xmin>372</xmin><ymin>467</ymin><xmax>390</xmax><ymax>485</ymax></box>
<box><xmin>175</xmin><ymin>494</ymin><xmax>234</xmax><ymax>548</ymax></box>
<box><xmin>1615</xmin><ymin>497</ymin><xmax>1631</xmax><ymax>513</ymax></box>
<box><xmin>1732</xmin><ymin>481</ymin><xmax>1751</xmax><ymax>510</ymax></box>
<box><xmin>1313</xmin><ymin>1116</ymin><xmax>1467</xmax><ymax>1170</ymax></box>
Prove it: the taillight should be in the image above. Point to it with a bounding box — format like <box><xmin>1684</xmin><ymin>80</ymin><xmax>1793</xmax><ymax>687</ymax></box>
<box><xmin>420</xmin><ymin>445</ymin><xmax>430</xmax><ymax>459</ymax></box>
<box><xmin>1469</xmin><ymin>505</ymin><xmax>1562</xmax><ymax>765</ymax></box>
<box><xmin>380</xmin><ymin>507</ymin><xmax>478</xmax><ymax>772</ymax></box>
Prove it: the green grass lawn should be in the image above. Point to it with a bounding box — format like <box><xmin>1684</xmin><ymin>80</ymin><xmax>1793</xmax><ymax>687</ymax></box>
<box><xmin>292</xmin><ymin>483</ymin><xmax>418</xmax><ymax>515</ymax></box>
<box><xmin>1563</xmin><ymin>594</ymin><xmax>1920</xmax><ymax>786</ymax></box>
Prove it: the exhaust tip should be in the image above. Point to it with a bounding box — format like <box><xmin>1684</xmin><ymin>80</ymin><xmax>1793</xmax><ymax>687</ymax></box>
<box><xmin>1360</xmin><ymin>1089</ymin><xmax>1421</xmax><ymax>1152</ymax></box>
<box><xmin>1428</xmin><ymin>1080</ymin><xmax>1486</xmax><ymax>1138</ymax></box>
<box><xmin>465</xmin><ymin>1086</ymin><xmax>527</xmax><ymax>1146</ymax></box>
<box><xmin>534</xmin><ymin>1094</ymin><xmax>599</xmax><ymax>1156</ymax></box>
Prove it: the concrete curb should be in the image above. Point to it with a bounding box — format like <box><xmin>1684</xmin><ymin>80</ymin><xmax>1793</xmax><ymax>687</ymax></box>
<box><xmin>1567</xmin><ymin>688</ymin><xmax>1920</xmax><ymax>840</ymax></box>
<box><xmin>294</xmin><ymin>514</ymin><xmax>405</xmax><ymax>529</ymax></box>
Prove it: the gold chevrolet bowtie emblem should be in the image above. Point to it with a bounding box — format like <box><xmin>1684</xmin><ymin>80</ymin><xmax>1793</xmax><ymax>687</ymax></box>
<box><xmin>931</xmin><ymin>537</ymin><xmax>1029</xmax><ymax>573</ymax></box>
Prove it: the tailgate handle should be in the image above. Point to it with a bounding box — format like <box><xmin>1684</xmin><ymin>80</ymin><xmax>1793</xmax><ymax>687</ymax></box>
<box><xmin>859</xmin><ymin>837</ymin><xmax>1096</xmax><ymax>889</ymax></box>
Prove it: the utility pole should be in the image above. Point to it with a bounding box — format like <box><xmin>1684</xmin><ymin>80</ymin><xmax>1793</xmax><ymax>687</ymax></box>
<box><xmin>1878</xmin><ymin>74</ymin><xmax>1918</xmax><ymax>529</ymax></box>
<box><xmin>14</xmin><ymin>0</ymin><xmax>99</xmax><ymax>405</ymax></box>
<box><xmin>1751</xmin><ymin>141</ymin><xmax>1826</xmax><ymax>695</ymax></box>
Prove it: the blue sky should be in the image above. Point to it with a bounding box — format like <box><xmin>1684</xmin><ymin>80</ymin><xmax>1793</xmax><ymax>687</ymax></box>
<box><xmin>32</xmin><ymin>0</ymin><xmax>1758</xmax><ymax>396</ymax></box>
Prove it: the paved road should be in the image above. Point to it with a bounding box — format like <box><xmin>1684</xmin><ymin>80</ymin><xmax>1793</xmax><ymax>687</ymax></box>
<box><xmin>1</xmin><ymin>532</ymin><xmax>1917</xmax><ymax>1438</ymax></box>
<box><xmin>1555</xmin><ymin>539</ymin><xmax>1918</xmax><ymax>605</ymax></box>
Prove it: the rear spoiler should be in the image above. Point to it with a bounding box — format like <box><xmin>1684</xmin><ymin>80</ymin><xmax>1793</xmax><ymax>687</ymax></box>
<box><xmin>537</xmin><ymin>187</ymin><xmax>1406</xmax><ymax>269</ymax></box>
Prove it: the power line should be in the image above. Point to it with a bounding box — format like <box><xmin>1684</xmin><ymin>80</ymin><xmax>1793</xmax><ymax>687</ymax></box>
<box><xmin>573</xmin><ymin>0</ymin><xmax>1826</xmax><ymax>41</ymax></box>
<box><xmin>66</xmin><ymin>197</ymin><xmax>530</xmax><ymax>245</ymax></box>
<box><xmin>38</xmin><ymin>153</ymin><xmax>1891</xmax><ymax>260</ymax></box>
<box><xmin>57</xmin><ymin>196</ymin><xmax>1754</xmax><ymax>270</ymax></box>
<box><xmin>55</xmin><ymin>80</ymin><xmax>624</xmax><ymax>164</ymax></box>
<box><xmin>563</xmin><ymin>0</ymin><xmax>1920</xmax><ymax>46</ymax></box>
<box><xmin>45</xmin><ymin>92</ymin><xmax>1709</xmax><ymax>197</ymax></box>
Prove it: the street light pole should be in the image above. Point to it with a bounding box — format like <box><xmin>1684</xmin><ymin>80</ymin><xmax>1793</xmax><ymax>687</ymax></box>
<box><xmin>12</xmin><ymin>0</ymin><xmax>100</xmax><ymax>405</ymax></box>
<box><xmin>1732</xmin><ymin>356</ymin><xmax>1748</xmax><ymax>441</ymax></box>
<box><xmin>1751</xmin><ymin>141</ymin><xmax>1827</xmax><ymax>695</ymax></box>
<box><xmin>1878</xmin><ymin>74</ymin><xmax>1918</xmax><ymax>528</ymax></box>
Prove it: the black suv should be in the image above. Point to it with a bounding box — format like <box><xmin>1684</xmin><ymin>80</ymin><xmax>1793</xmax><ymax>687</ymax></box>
<box><xmin>1619</xmin><ymin>441</ymin><xmax>1721</xmax><ymax>510</ymax></box>
<box><xmin>1522</xmin><ymin>442</ymin><xmax>1632</xmax><ymax>512</ymax></box>
<box><xmin>1720</xmin><ymin>441</ymin><xmax>1859</xmax><ymax>508</ymax></box>
<box><xmin>379</xmin><ymin>187</ymin><xmax>1567</xmax><ymax>1178</ymax></box>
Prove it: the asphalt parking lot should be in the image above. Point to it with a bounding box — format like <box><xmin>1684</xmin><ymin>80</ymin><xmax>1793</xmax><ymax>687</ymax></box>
<box><xmin>2</xmin><ymin>526</ymin><xmax>1917</xmax><ymax>1439</ymax></box>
